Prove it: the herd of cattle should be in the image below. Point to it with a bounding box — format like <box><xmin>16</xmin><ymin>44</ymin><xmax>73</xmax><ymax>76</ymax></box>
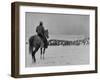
<box><xmin>48</xmin><ymin>37</ymin><xmax>89</xmax><ymax>46</ymax></box>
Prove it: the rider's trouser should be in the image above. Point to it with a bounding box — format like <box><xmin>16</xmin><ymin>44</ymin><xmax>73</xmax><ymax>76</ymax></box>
<box><xmin>38</xmin><ymin>34</ymin><xmax>48</xmax><ymax>48</ymax></box>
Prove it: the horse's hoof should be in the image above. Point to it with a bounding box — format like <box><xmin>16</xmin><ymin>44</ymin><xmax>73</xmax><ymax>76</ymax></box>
<box><xmin>34</xmin><ymin>61</ymin><xmax>36</xmax><ymax>63</ymax></box>
<box><xmin>32</xmin><ymin>60</ymin><xmax>36</xmax><ymax>63</ymax></box>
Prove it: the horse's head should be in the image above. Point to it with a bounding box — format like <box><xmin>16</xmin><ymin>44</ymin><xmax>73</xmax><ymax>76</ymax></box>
<box><xmin>44</xmin><ymin>29</ymin><xmax>49</xmax><ymax>39</ymax></box>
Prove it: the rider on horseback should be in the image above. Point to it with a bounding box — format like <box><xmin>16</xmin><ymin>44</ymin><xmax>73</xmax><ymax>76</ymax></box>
<box><xmin>36</xmin><ymin>21</ymin><xmax>48</xmax><ymax>48</ymax></box>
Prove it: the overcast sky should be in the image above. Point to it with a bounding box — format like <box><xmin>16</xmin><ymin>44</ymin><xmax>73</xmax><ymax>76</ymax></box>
<box><xmin>25</xmin><ymin>12</ymin><xmax>89</xmax><ymax>38</ymax></box>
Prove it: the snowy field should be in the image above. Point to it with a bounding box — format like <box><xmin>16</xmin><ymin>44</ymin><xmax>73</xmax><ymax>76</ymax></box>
<box><xmin>25</xmin><ymin>44</ymin><xmax>89</xmax><ymax>67</ymax></box>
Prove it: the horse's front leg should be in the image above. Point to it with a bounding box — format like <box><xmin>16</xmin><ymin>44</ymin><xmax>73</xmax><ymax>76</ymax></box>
<box><xmin>40</xmin><ymin>48</ymin><xmax>42</xmax><ymax>59</ymax></box>
<box><xmin>43</xmin><ymin>48</ymin><xmax>45</xmax><ymax>59</ymax></box>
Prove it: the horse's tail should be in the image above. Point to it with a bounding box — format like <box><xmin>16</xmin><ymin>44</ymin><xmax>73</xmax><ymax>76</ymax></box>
<box><xmin>29</xmin><ymin>36</ymin><xmax>34</xmax><ymax>54</ymax></box>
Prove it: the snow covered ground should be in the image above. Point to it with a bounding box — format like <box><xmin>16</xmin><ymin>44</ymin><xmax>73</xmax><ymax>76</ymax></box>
<box><xmin>25</xmin><ymin>45</ymin><xmax>89</xmax><ymax>67</ymax></box>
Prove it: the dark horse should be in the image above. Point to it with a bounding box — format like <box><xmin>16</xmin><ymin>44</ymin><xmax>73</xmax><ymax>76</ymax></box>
<box><xmin>29</xmin><ymin>30</ymin><xmax>49</xmax><ymax>63</ymax></box>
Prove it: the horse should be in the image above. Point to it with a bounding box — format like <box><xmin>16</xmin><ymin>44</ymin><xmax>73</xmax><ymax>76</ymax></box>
<box><xmin>29</xmin><ymin>30</ymin><xmax>49</xmax><ymax>63</ymax></box>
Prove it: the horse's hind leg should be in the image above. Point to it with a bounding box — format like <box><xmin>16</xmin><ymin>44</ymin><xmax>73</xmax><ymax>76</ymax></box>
<box><xmin>32</xmin><ymin>46</ymin><xmax>40</xmax><ymax>63</ymax></box>
<box><xmin>32</xmin><ymin>51</ymin><xmax>36</xmax><ymax>63</ymax></box>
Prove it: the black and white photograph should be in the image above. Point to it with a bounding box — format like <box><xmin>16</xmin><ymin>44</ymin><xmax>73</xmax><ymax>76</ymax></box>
<box><xmin>11</xmin><ymin>2</ymin><xmax>97</xmax><ymax>78</ymax></box>
<box><xmin>25</xmin><ymin>13</ymin><xmax>90</xmax><ymax>67</ymax></box>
